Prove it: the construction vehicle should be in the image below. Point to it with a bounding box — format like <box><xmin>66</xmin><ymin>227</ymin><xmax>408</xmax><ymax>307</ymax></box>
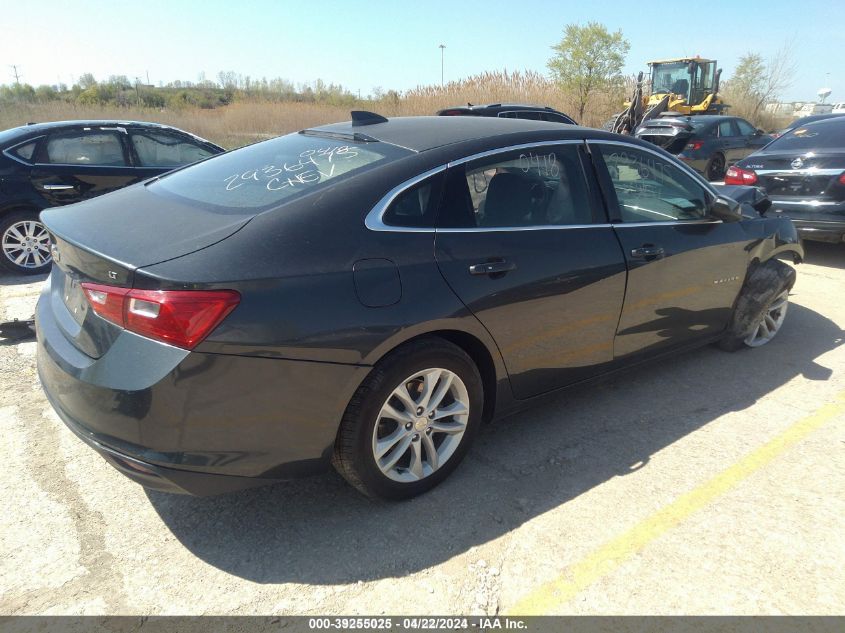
<box><xmin>608</xmin><ymin>57</ymin><xmax>726</xmax><ymax>135</ymax></box>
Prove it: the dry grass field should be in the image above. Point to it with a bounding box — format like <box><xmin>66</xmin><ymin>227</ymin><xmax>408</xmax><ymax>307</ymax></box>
<box><xmin>0</xmin><ymin>71</ymin><xmax>624</xmax><ymax>148</ymax></box>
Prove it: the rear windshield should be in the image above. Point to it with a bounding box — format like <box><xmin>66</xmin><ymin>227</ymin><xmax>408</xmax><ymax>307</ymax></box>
<box><xmin>766</xmin><ymin>120</ymin><xmax>845</xmax><ymax>151</ymax></box>
<box><xmin>148</xmin><ymin>132</ymin><xmax>410</xmax><ymax>213</ymax></box>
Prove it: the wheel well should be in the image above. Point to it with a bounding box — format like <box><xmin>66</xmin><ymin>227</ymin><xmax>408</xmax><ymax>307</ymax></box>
<box><xmin>394</xmin><ymin>330</ymin><xmax>499</xmax><ymax>424</ymax></box>
<box><xmin>0</xmin><ymin>204</ymin><xmax>40</xmax><ymax>220</ymax></box>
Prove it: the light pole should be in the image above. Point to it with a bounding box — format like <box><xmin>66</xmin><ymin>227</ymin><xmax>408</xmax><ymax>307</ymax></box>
<box><xmin>439</xmin><ymin>44</ymin><xmax>446</xmax><ymax>86</ymax></box>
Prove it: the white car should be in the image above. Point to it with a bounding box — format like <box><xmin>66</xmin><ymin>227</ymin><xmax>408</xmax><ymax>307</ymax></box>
<box><xmin>833</xmin><ymin>102</ymin><xmax>845</xmax><ymax>114</ymax></box>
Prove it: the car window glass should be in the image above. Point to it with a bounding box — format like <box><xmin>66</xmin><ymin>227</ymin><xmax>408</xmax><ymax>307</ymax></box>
<box><xmin>597</xmin><ymin>145</ymin><xmax>708</xmax><ymax>222</ymax></box>
<box><xmin>736</xmin><ymin>120</ymin><xmax>756</xmax><ymax>135</ymax></box>
<box><xmin>718</xmin><ymin>121</ymin><xmax>736</xmax><ymax>137</ymax></box>
<box><xmin>130</xmin><ymin>131</ymin><xmax>215</xmax><ymax>167</ymax></box>
<box><xmin>150</xmin><ymin>132</ymin><xmax>410</xmax><ymax>214</ymax></box>
<box><xmin>541</xmin><ymin>113</ymin><xmax>571</xmax><ymax>124</ymax></box>
<box><xmin>11</xmin><ymin>140</ymin><xmax>37</xmax><ymax>161</ymax></box>
<box><xmin>767</xmin><ymin>120</ymin><xmax>845</xmax><ymax>150</ymax></box>
<box><xmin>438</xmin><ymin>145</ymin><xmax>592</xmax><ymax>228</ymax></box>
<box><xmin>45</xmin><ymin>132</ymin><xmax>126</xmax><ymax>166</ymax></box>
<box><xmin>382</xmin><ymin>175</ymin><xmax>442</xmax><ymax>228</ymax></box>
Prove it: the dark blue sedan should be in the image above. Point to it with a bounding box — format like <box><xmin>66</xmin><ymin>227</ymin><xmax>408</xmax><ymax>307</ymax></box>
<box><xmin>635</xmin><ymin>115</ymin><xmax>772</xmax><ymax>181</ymax></box>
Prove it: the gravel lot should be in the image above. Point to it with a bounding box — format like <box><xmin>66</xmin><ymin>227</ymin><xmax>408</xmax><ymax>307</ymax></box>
<box><xmin>1</xmin><ymin>242</ymin><xmax>843</xmax><ymax>616</ymax></box>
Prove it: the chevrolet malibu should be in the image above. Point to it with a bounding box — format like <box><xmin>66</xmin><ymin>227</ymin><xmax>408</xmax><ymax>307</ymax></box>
<box><xmin>37</xmin><ymin>113</ymin><xmax>803</xmax><ymax>499</ymax></box>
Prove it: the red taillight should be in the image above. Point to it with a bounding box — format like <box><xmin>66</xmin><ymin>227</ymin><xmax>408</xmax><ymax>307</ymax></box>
<box><xmin>686</xmin><ymin>140</ymin><xmax>704</xmax><ymax>151</ymax></box>
<box><xmin>81</xmin><ymin>283</ymin><xmax>240</xmax><ymax>350</ymax></box>
<box><xmin>725</xmin><ymin>166</ymin><xmax>758</xmax><ymax>185</ymax></box>
<box><xmin>838</xmin><ymin>172</ymin><xmax>845</xmax><ymax>185</ymax></box>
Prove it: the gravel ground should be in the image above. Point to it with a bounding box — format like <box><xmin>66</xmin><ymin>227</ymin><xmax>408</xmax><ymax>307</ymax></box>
<box><xmin>1</xmin><ymin>242</ymin><xmax>843</xmax><ymax>616</ymax></box>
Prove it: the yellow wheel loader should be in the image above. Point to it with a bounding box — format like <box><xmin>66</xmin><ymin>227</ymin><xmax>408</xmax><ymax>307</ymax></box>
<box><xmin>608</xmin><ymin>57</ymin><xmax>726</xmax><ymax>134</ymax></box>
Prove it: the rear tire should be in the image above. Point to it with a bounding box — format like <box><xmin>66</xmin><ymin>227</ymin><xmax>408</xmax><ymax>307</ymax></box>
<box><xmin>719</xmin><ymin>259</ymin><xmax>796</xmax><ymax>351</ymax></box>
<box><xmin>0</xmin><ymin>211</ymin><xmax>52</xmax><ymax>275</ymax></box>
<box><xmin>332</xmin><ymin>338</ymin><xmax>483</xmax><ymax>500</ymax></box>
<box><xmin>705</xmin><ymin>153</ymin><xmax>726</xmax><ymax>182</ymax></box>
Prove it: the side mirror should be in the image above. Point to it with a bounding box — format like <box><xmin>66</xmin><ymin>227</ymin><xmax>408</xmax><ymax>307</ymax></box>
<box><xmin>755</xmin><ymin>128</ymin><xmax>766</xmax><ymax>135</ymax></box>
<box><xmin>710</xmin><ymin>195</ymin><xmax>743</xmax><ymax>222</ymax></box>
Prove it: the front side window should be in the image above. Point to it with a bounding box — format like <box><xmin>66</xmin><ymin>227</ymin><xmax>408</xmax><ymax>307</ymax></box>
<box><xmin>438</xmin><ymin>145</ymin><xmax>593</xmax><ymax>228</ymax></box>
<box><xmin>44</xmin><ymin>131</ymin><xmax>126</xmax><ymax>166</ymax></box>
<box><xmin>130</xmin><ymin>131</ymin><xmax>215</xmax><ymax>167</ymax></box>
<box><xmin>596</xmin><ymin>144</ymin><xmax>709</xmax><ymax>223</ymax></box>
<box><xmin>149</xmin><ymin>132</ymin><xmax>411</xmax><ymax>214</ymax></box>
<box><xmin>736</xmin><ymin>119</ymin><xmax>757</xmax><ymax>136</ymax></box>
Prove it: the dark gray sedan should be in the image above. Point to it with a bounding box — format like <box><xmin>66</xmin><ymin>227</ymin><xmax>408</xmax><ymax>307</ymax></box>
<box><xmin>635</xmin><ymin>115</ymin><xmax>772</xmax><ymax>181</ymax></box>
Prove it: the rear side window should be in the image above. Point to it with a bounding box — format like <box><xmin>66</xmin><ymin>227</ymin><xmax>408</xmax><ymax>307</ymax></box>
<box><xmin>767</xmin><ymin>120</ymin><xmax>845</xmax><ymax>150</ymax></box>
<box><xmin>130</xmin><ymin>131</ymin><xmax>215</xmax><ymax>167</ymax></box>
<box><xmin>10</xmin><ymin>140</ymin><xmax>37</xmax><ymax>162</ymax></box>
<box><xmin>45</xmin><ymin>131</ymin><xmax>127</xmax><ymax>166</ymax></box>
<box><xmin>149</xmin><ymin>132</ymin><xmax>411</xmax><ymax>213</ymax></box>
<box><xmin>438</xmin><ymin>145</ymin><xmax>593</xmax><ymax>228</ymax></box>
<box><xmin>718</xmin><ymin>120</ymin><xmax>737</xmax><ymax>137</ymax></box>
<box><xmin>382</xmin><ymin>174</ymin><xmax>444</xmax><ymax>228</ymax></box>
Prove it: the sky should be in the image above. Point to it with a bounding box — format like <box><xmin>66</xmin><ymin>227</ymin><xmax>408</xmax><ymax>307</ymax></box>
<box><xmin>0</xmin><ymin>0</ymin><xmax>841</xmax><ymax>103</ymax></box>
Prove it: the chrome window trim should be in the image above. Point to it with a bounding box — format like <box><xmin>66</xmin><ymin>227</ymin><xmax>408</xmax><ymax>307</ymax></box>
<box><xmin>2</xmin><ymin>135</ymin><xmax>45</xmax><ymax>166</ymax></box>
<box><xmin>364</xmin><ymin>138</ymin><xmax>723</xmax><ymax>233</ymax></box>
<box><xmin>365</xmin><ymin>140</ymin><xmax>585</xmax><ymax>233</ymax></box>
<box><xmin>770</xmin><ymin>199</ymin><xmax>839</xmax><ymax>206</ymax></box>
<box><xmin>612</xmin><ymin>219</ymin><xmax>723</xmax><ymax>228</ymax></box>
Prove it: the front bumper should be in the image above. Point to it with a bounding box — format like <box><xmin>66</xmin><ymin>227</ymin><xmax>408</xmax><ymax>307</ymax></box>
<box><xmin>36</xmin><ymin>284</ymin><xmax>371</xmax><ymax>495</ymax></box>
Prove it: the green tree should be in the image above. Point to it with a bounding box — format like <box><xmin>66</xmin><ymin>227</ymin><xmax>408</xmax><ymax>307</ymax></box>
<box><xmin>547</xmin><ymin>22</ymin><xmax>629</xmax><ymax>121</ymax></box>
<box><xmin>725</xmin><ymin>47</ymin><xmax>795</xmax><ymax>120</ymax></box>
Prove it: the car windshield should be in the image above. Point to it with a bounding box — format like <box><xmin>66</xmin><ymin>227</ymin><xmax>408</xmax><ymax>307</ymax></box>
<box><xmin>765</xmin><ymin>120</ymin><xmax>845</xmax><ymax>151</ymax></box>
<box><xmin>149</xmin><ymin>132</ymin><xmax>411</xmax><ymax>213</ymax></box>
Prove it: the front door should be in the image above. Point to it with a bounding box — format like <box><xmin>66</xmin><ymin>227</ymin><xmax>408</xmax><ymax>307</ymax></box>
<box><xmin>30</xmin><ymin>128</ymin><xmax>140</xmax><ymax>207</ymax></box>
<box><xmin>590</xmin><ymin>142</ymin><xmax>749</xmax><ymax>359</ymax></box>
<box><xmin>434</xmin><ymin>142</ymin><xmax>627</xmax><ymax>398</ymax></box>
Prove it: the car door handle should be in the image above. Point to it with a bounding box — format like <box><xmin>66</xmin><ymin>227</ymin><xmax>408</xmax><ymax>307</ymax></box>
<box><xmin>469</xmin><ymin>259</ymin><xmax>516</xmax><ymax>276</ymax></box>
<box><xmin>630</xmin><ymin>245</ymin><xmax>665</xmax><ymax>260</ymax></box>
<box><xmin>41</xmin><ymin>184</ymin><xmax>75</xmax><ymax>191</ymax></box>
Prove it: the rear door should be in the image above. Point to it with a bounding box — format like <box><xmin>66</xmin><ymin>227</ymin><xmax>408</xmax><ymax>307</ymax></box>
<box><xmin>30</xmin><ymin>127</ymin><xmax>139</xmax><ymax>206</ymax></box>
<box><xmin>434</xmin><ymin>141</ymin><xmax>627</xmax><ymax>398</ymax></box>
<box><xmin>716</xmin><ymin>119</ymin><xmax>743</xmax><ymax>165</ymax></box>
<box><xmin>590</xmin><ymin>142</ymin><xmax>749</xmax><ymax>359</ymax></box>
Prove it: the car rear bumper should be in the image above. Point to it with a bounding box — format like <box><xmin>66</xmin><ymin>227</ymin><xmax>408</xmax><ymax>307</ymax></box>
<box><xmin>768</xmin><ymin>203</ymin><xmax>845</xmax><ymax>243</ymax></box>
<box><xmin>36</xmin><ymin>281</ymin><xmax>371</xmax><ymax>495</ymax></box>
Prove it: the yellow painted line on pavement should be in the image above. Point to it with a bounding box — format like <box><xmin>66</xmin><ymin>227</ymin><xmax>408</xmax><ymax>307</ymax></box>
<box><xmin>508</xmin><ymin>390</ymin><xmax>845</xmax><ymax>615</ymax></box>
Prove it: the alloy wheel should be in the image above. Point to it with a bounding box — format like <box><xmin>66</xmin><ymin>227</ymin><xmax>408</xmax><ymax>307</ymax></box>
<box><xmin>372</xmin><ymin>368</ymin><xmax>470</xmax><ymax>482</ymax></box>
<box><xmin>2</xmin><ymin>220</ymin><xmax>52</xmax><ymax>269</ymax></box>
<box><xmin>744</xmin><ymin>290</ymin><xmax>789</xmax><ymax>347</ymax></box>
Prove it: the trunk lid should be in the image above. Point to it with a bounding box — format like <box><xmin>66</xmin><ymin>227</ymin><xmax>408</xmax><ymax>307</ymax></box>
<box><xmin>41</xmin><ymin>183</ymin><xmax>253</xmax><ymax>358</ymax></box>
<box><xmin>745</xmin><ymin>152</ymin><xmax>845</xmax><ymax>202</ymax></box>
<box><xmin>634</xmin><ymin>120</ymin><xmax>694</xmax><ymax>154</ymax></box>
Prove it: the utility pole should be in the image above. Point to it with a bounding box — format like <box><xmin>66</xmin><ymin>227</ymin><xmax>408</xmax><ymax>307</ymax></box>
<box><xmin>10</xmin><ymin>65</ymin><xmax>21</xmax><ymax>85</ymax></box>
<box><xmin>134</xmin><ymin>77</ymin><xmax>142</xmax><ymax>106</ymax></box>
<box><xmin>439</xmin><ymin>44</ymin><xmax>446</xmax><ymax>86</ymax></box>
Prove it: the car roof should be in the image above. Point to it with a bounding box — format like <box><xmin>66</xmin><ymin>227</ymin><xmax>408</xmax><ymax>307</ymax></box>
<box><xmin>0</xmin><ymin>119</ymin><xmax>220</xmax><ymax>150</ymax></box>
<box><xmin>309</xmin><ymin>115</ymin><xmax>585</xmax><ymax>152</ymax></box>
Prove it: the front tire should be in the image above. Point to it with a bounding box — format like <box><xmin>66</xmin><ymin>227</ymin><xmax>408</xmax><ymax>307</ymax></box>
<box><xmin>333</xmin><ymin>338</ymin><xmax>483</xmax><ymax>500</ymax></box>
<box><xmin>0</xmin><ymin>211</ymin><xmax>52</xmax><ymax>275</ymax></box>
<box><xmin>719</xmin><ymin>259</ymin><xmax>796</xmax><ymax>351</ymax></box>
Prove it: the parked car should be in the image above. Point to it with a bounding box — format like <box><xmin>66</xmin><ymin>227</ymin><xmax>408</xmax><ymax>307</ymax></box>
<box><xmin>437</xmin><ymin>103</ymin><xmax>577</xmax><ymax>125</ymax></box>
<box><xmin>0</xmin><ymin>120</ymin><xmax>224</xmax><ymax>275</ymax></box>
<box><xmin>833</xmin><ymin>103</ymin><xmax>845</xmax><ymax>115</ymax></box>
<box><xmin>727</xmin><ymin>116</ymin><xmax>845</xmax><ymax>244</ymax></box>
<box><xmin>772</xmin><ymin>113</ymin><xmax>845</xmax><ymax>140</ymax></box>
<box><xmin>37</xmin><ymin>113</ymin><xmax>802</xmax><ymax>500</ymax></box>
<box><xmin>634</xmin><ymin>115</ymin><xmax>772</xmax><ymax>181</ymax></box>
